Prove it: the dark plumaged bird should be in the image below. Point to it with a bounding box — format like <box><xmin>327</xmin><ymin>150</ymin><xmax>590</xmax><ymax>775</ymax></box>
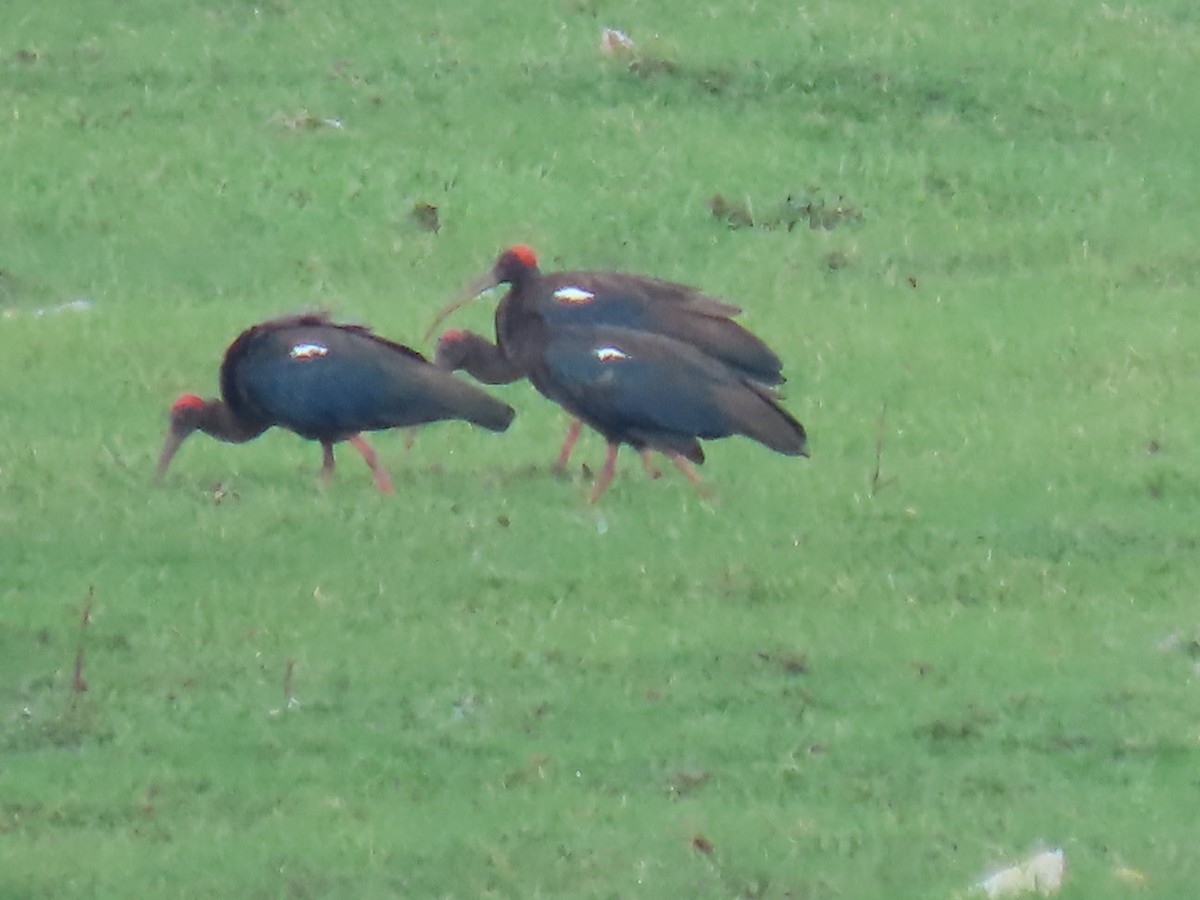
<box><xmin>435</xmin><ymin>327</ymin><xmax>661</xmax><ymax>477</ymax></box>
<box><xmin>156</xmin><ymin>313</ymin><xmax>515</xmax><ymax>492</ymax></box>
<box><xmin>428</xmin><ymin>246</ymin><xmax>807</xmax><ymax>501</ymax></box>
<box><xmin>429</xmin><ymin>244</ymin><xmax>789</xmax><ymax>471</ymax></box>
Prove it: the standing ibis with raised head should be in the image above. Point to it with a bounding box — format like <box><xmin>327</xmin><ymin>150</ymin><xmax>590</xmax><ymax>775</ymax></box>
<box><xmin>156</xmin><ymin>313</ymin><xmax>515</xmax><ymax>492</ymax></box>
<box><xmin>427</xmin><ymin>246</ymin><xmax>807</xmax><ymax>502</ymax></box>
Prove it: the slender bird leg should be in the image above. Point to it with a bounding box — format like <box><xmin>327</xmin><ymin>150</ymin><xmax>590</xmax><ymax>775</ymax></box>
<box><xmin>403</xmin><ymin>427</ymin><xmax>417</xmax><ymax>451</ymax></box>
<box><xmin>588</xmin><ymin>443</ymin><xmax>621</xmax><ymax>505</ymax></box>
<box><xmin>553</xmin><ymin>419</ymin><xmax>584</xmax><ymax>474</ymax></box>
<box><xmin>638</xmin><ymin>450</ymin><xmax>662</xmax><ymax>480</ymax></box>
<box><xmin>668</xmin><ymin>454</ymin><xmax>713</xmax><ymax>501</ymax></box>
<box><xmin>349</xmin><ymin>434</ymin><xmax>394</xmax><ymax>494</ymax></box>
<box><xmin>320</xmin><ymin>441</ymin><xmax>337</xmax><ymax>487</ymax></box>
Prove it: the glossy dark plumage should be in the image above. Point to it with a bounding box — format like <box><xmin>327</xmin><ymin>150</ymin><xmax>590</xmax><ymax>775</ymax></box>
<box><xmin>520</xmin><ymin>271</ymin><xmax>784</xmax><ymax>386</ymax></box>
<box><xmin>432</xmin><ymin>245</ymin><xmax>784</xmax><ymax>384</ymax></box>
<box><xmin>156</xmin><ymin>313</ymin><xmax>515</xmax><ymax>491</ymax></box>
<box><xmin>534</xmin><ymin>325</ymin><xmax>807</xmax><ymax>463</ymax></box>
<box><xmin>429</xmin><ymin>246</ymin><xmax>807</xmax><ymax>501</ymax></box>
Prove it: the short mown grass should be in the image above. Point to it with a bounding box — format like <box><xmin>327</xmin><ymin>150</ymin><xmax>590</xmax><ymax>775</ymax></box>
<box><xmin>2</xmin><ymin>1</ymin><xmax>1198</xmax><ymax>897</ymax></box>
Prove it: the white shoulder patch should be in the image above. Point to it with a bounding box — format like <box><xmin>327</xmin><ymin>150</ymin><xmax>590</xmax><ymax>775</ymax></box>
<box><xmin>594</xmin><ymin>346</ymin><xmax>628</xmax><ymax>362</ymax></box>
<box><xmin>290</xmin><ymin>342</ymin><xmax>329</xmax><ymax>360</ymax></box>
<box><xmin>552</xmin><ymin>286</ymin><xmax>596</xmax><ymax>304</ymax></box>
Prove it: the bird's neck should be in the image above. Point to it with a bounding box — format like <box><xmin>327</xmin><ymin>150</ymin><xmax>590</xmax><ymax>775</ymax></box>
<box><xmin>497</xmin><ymin>289</ymin><xmax>542</xmax><ymax>349</ymax></box>
<box><xmin>198</xmin><ymin>401</ymin><xmax>269</xmax><ymax>444</ymax></box>
<box><xmin>441</xmin><ymin>332</ymin><xmax>524</xmax><ymax>384</ymax></box>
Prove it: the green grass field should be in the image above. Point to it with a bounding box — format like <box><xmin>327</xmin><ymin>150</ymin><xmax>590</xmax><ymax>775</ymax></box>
<box><xmin>3</xmin><ymin>1</ymin><xmax>1198</xmax><ymax>896</ymax></box>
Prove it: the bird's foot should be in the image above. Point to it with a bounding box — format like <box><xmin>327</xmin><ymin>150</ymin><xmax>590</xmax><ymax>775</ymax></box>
<box><xmin>669</xmin><ymin>455</ymin><xmax>714</xmax><ymax>502</ymax></box>
<box><xmin>638</xmin><ymin>450</ymin><xmax>662</xmax><ymax>480</ymax></box>
<box><xmin>348</xmin><ymin>435</ymin><xmax>394</xmax><ymax>495</ymax></box>
<box><xmin>587</xmin><ymin>445</ymin><xmax>620</xmax><ymax>505</ymax></box>
<box><xmin>553</xmin><ymin>419</ymin><xmax>583</xmax><ymax>476</ymax></box>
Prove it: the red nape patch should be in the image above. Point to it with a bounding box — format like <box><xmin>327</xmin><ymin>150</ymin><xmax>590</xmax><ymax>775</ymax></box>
<box><xmin>508</xmin><ymin>244</ymin><xmax>538</xmax><ymax>268</ymax></box>
<box><xmin>171</xmin><ymin>393</ymin><xmax>206</xmax><ymax>414</ymax></box>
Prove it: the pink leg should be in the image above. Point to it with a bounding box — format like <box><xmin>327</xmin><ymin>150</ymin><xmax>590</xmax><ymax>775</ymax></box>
<box><xmin>320</xmin><ymin>442</ymin><xmax>337</xmax><ymax>486</ymax></box>
<box><xmin>349</xmin><ymin>434</ymin><xmax>394</xmax><ymax>494</ymax></box>
<box><xmin>553</xmin><ymin>419</ymin><xmax>584</xmax><ymax>473</ymax></box>
<box><xmin>668</xmin><ymin>454</ymin><xmax>712</xmax><ymax>500</ymax></box>
<box><xmin>588</xmin><ymin>443</ymin><xmax>620</xmax><ymax>505</ymax></box>
<box><xmin>638</xmin><ymin>450</ymin><xmax>662</xmax><ymax>480</ymax></box>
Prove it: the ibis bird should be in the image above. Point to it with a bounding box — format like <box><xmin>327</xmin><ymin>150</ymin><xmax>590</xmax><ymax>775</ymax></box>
<box><xmin>156</xmin><ymin>313</ymin><xmax>515</xmax><ymax>492</ymax></box>
<box><xmin>427</xmin><ymin>246</ymin><xmax>807</xmax><ymax>501</ymax></box>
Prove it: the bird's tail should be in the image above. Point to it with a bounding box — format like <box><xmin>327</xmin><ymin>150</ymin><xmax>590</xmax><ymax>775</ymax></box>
<box><xmin>445</xmin><ymin>382</ymin><xmax>516</xmax><ymax>432</ymax></box>
<box><xmin>471</xmin><ymin>396</ymin><xmax>517</xmax><ymax>432</ymax></box>
<box><xmin>734</xmin><ymin>383</ymin><xmax>809</xmax><ymax>457</ymax></box>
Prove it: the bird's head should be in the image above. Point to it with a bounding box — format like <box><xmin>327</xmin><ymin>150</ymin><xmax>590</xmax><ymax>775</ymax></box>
<box><xmin>155</xmin><ymin>393</ymin><xmax>209</xmax><ymax>481</ymax></box>
<box><xmin>493</xmin><ymin>244</ymin><xmax>539</xmax><ymax>284</ymax></box>
<box><xmin>433</xmin><ymin>329</ymin><xmax>472</xmax><ymax>371</ymax></box>
<box><xmin>424</xmin><ymin>245</ymin><xmax>541</xmax><ymax>341</ymax></box>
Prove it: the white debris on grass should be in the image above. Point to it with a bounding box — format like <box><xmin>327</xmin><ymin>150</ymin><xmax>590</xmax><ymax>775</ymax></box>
<box><xmin>1156</xmin><ymin>631</ymin><xmax>1183</xmax><ymax>652</ymax></box>
<box><xmin>1112</xmin><ymin>866</ymin><xmax>1148</xmax><ymax>887</ymax></box>
<box><xmin>2</xmin><ymin>297</ymin><xmax>94</xmax><ymax>320</ymax></box>
<box><xmin>267</xmin><ymin>697</ymin><xmax>301</xmax><ymax>717</ymax></box>
<box><xmin>975</xmin><ymin>848</ymin><xmax>1066</xmax><ymax>897</ymax></box>
<box><xmin>270</xmin><ymin>108</ymin><xmax>345</xmax><ymax>131</ymax></box>
<box><xmin>600</xmin><ymin>26</ymin><xmax>636</xmax><ymax>57</ymax></box>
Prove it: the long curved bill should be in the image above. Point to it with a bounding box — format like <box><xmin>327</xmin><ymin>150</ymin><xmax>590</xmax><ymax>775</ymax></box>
<box><xmin>154</xmin><ymin>428</ymin><xmax>187</xmax><ymax>482</ymax></box>
<box><xmin>423</xmin><ymin>270</ymin><xmax>501</xmax><ymax>342</ymax></box>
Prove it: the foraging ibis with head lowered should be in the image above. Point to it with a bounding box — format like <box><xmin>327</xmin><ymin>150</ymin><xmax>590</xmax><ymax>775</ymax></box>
<box><xmin>156</xmin><ymin>313</ymin><xmax>515</xmax><ymax>492</ymax></box>
<box><xmin>427</xmin><ymin>246</ymin><xmax>807</xmax><ymax>502</ymax></box>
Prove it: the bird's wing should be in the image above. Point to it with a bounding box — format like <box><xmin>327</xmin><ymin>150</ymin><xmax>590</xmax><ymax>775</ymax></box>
<box><xmin>539</xmin><ymin>271</ymin><xmax>741</xmax><ymax>320</ymax></box>
<box><xmin>534</xmin><ymin>273</ymin><xmax>783</xmax><ymax>385</ymax></box>
<box><xmin>538</xmin><ymin>329</ymin><xmax>737</xmax><ymax>437</ymax></box>
<box><xmin>539</xmin><ymin>327</ymin><xmax>806</xmax><ymax>457</ymax></box>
